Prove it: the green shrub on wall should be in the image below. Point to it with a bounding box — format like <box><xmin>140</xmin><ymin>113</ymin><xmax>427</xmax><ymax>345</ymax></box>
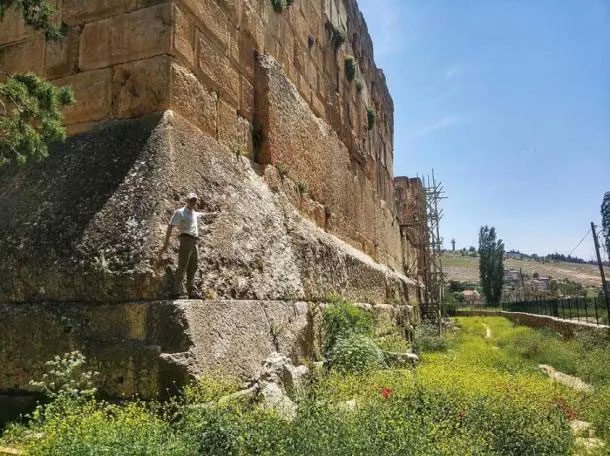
<box><xmin>330</xmin><ymin>23</ymin><xmax>347</xmax><ymax>49</ymax></box>
<box><xmin>271</xmin><ymin>0</ymin><xmax>287</xmax><ymax>13</ymax></box>
<box><xmin>367</xmin><ymin>107</ymin><xmax>376</xmax><ymax>130</ymax></box>
<box><xmin>322</xmin><ymin>295</ymin><xmax>374</xmax><ymax>354</ymax></box>
<box><xmin>344</xmin><ymin>56</ymin><xmax>357</xmax><ymax>82</ymax></box>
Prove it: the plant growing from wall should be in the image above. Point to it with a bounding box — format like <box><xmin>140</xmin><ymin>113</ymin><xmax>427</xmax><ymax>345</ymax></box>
<box><xmin>330</xmin><ymin>23</ymin><xmax>347</xmax><ymax>49</ymax></box>
<box><xmin>366</xmin><ymin>107</ymin><xmax>376</xmax><ymax>130</ymax></box>
<box><xmin>271</xmin><ymin>0</ymin><xmax>294</xmax><ymax>13</ymax></box>
<box><xmin>0</xmin><ymin>0</ymin><xmax>65</xmax><ymax>39</ymax></box>
<box><xmin>344</xmin><ymin>55</ymin><xmax>357</xmax><ymax>82</ymax></box>
<box><xmin>355</xmin><ymin>78</ymin><xmax>364</xmax><ymax>92</ymax></box>
<box><xmin>296</xmin><ymin>181</ymin><xmax>307</xmax><ymax>195</ymax></box>
<box><xmin>276</xmin><ymin>162</ymin><xmax>289</xmax><ymax>178</ymax></box>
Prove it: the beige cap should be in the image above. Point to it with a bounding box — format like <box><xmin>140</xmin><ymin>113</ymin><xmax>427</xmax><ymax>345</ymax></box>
<box><xmin>186</xmin><ymin>192</ymin><xmax>198</xmax><ymax>201</ymax></box>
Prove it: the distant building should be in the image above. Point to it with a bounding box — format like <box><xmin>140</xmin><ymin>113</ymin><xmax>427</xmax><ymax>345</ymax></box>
<box><xmin>462</xmin><ymin>290</ymin><xmax>482</xmax><ymax>304</ymax></box>
<box><xmin>505</xmin><ymin>250</ymin><xmax>523</xmax><ymax>260</ymax></box>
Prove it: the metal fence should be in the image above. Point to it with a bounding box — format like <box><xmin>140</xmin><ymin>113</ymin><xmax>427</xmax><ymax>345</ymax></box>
<box><xmin>498</xmin><ymin>297</ymin><xmax>609</xmax><ymax>326</ymax></box>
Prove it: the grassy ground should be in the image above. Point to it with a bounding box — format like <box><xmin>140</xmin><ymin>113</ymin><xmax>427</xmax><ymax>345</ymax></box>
<box><xmin>444</xmin><ymin>252</ymin><xmax>608</xmax><ymax>287</ymax></box>
<box><xmin>2</xmin><ymin>316</ymin><xmax>608</xmax><ymax>455</ymax></box>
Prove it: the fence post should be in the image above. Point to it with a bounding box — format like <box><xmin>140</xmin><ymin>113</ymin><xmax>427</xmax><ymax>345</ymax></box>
<box><xmin>594</xmin><ymin>297</ymin><xmax>600</xmax><ymax>326</ymax></box>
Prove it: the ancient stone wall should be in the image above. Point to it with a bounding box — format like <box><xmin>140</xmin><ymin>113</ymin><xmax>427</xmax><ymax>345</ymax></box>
<box><xmin>394</xmin><ymin>177</ymin><xmax>427</xmax><ymax>279</ymax></box>
<box><xmin>0</xmin><ymin>0</ymin><xmax>400</xmax><ymax>268</ymax></box>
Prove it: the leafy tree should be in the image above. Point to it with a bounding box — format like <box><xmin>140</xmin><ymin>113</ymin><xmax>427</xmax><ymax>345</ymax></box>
<box><xmin>0</xmin><ymin>0</ymin><xmax>65</xmax><ymax>39</ymax></box>
<box><xmin>602</xmin><ymin>192</ymin><xmax>610</xmax><ymax>261</ymax></box>
<box><xmin>478</xmin><ymin>225</ymin><xmax>505</xmax><ymax>306</ymax></box>
<box><xmin>0</xmin><ymin>0</ymin><xmax>74</xmax><ymax>168</ymax></box>
<box><xmin>0</xmin><ymin>73</ymin><xmax>74</xmax><ymax>166</ymax></box>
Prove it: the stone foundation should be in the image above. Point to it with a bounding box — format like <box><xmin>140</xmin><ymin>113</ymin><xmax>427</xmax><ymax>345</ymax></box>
<box><xmin>0</xmin><ymin>300</ymin><xmax>415</xmax><ymax>399</ymax></box>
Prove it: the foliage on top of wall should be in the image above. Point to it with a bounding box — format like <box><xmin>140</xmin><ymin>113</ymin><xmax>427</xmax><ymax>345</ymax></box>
<box><xmin>330</xmin><ymin>23</ymin><xmax>347</xmax><ymax>49</ymax></box>
<box><xmin>0</xmin><ymin>0</ymin><xmax>65</xmax><ymax>39</ymax></box>
<box><xmin>345</xmin><ymin>56</ymin><xmax>357</xmax><ymax>82</ymax></box>
<box><xmin>366</xmin><ymin>107</ymin><xmax>376</xmax><ymax>130</ymax></box>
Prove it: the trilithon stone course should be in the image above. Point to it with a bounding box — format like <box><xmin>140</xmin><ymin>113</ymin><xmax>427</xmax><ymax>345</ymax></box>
<box><xmin>0</xmin><ymin>0</ymin><xmax>424</xmax><ymax>398</ymax></box>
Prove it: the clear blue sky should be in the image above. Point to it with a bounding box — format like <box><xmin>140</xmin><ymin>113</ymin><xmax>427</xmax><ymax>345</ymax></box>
<box><xmin>358</xmin><ymin>0</ymin><xmax>610</xmax><ymax>260</ymax></box>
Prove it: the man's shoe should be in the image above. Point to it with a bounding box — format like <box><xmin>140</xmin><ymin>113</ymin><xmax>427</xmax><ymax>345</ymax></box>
<box><xmin>188</xmin><ymin>290</ymin><xmax>203</xmax><ymax>299</ymax></box>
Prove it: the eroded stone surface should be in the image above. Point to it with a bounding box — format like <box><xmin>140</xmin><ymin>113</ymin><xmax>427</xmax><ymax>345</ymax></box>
<box><xmin>0</xmin><ymin>112</ymin><xmax>416</xmax><ymax>304</ymax></box>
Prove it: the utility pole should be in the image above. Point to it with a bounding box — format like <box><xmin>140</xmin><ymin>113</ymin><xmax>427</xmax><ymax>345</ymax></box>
<box><xmin>591</xmin><ymin>222</ymin><xmax>610</xmax><ymax>318</ymax></box>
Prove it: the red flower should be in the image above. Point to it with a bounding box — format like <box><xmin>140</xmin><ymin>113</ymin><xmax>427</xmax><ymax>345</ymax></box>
<box><xmin>458</xmin><ymin>410</ymin><xmax>466</xmax><ymax>420</ymax></box>
<box><xmin>380</xmin><ymin>387</ymin><xmax>393</xmax><ymax>399</ymax></box>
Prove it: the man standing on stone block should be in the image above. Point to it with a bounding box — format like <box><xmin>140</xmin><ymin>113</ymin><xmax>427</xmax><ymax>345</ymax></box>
<box><xmin>160</xmin><ymin>192</ymin><xmax>211</xmax><ymax>299</ymax></box>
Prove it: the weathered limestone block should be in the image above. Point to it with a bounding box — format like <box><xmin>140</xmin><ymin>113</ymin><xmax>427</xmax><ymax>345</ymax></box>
<box><xmin>171</xmin><ymin>3</ymin><xmax>196</xmax><ymax>66</ymax></box>
<box><xmin>0</xmin><ymin>300</ymin><xmax>313</xmax><ymax>398</ymax></box>
<box><xmin>255</xmin><ymin>54</ymin><xmax>403</xmax><ymax>272</ymax></box>
<box><xmin>169</xmin><ymin>62</ymin><xmax>217</xmax><ymax>136</ymax></box>
<box><xmin>0</xmin><ymin>37</ymin><xmax>44</xmax><ymax>74</ymax></box>
<box><xmin>196</xmin><ymin>31</ymin><xmax>240</xmax><ymax>105</ymax></box>
<box><xmin>178</xmin><ymin>0</ymin><xmax>231</xmax><ymax>48</ymax></box>
<box><xmin>45</xmin><ymin>25</ymin><xmax>82</xmax><ymax>78</ymax></box>
<box><xmin>79</xmin><ymin>3</ymin><xmax>171</xmax><ymax>71</ymax></box>
<box><xmin>0</xmin><ymin>112</ymin><xmax>416</xmax><ymax>305</ymax></box>
<box><xmin>112</xmin><ymin>56</ymin><xmax>171</xmax><ymax>118</ymax></box>
<box><xmin>0</xmin><ymin>7</ymin><xmax>33</xmax><ymax>45</ymax></box>
<box><xmin>53</xmin><ymin>68</ymin><xmax>113</xmax><ymax>123</ymax></box>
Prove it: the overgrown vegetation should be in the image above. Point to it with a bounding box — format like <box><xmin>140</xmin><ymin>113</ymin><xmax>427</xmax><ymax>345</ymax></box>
<box><xmin>479</xmin><ymin>225</ymin><xmax>505</xmax><ymax>305</ymax></box>
<box><xmin>322</xmin><ymin>295</ymin><xmax>374</xmax><ymax>354</ymax></box>
<box><xmin>344</xmin><ymin>55</ymin><xmax>357</xmax><ymax>81</ymax></box>
<box><xmin>355</xmin><ymin>78</ymin><xmax>364</xmax><ymax>92</ymax></box>
<box><xmin>4</xmin><ymin>314</ymin><xmax>608</xmax><ymax>455</ymax></box>
<box><xmin>0</xmin><ymin>73</ymin><xmax>75</xmax><ymax>168</ymax></box>
<box><xmin>366</xmin><ymin>106</ymin><xmax>376</xmax><ymax>130</ymax></box>
<box><xmin>0</xmin><ymin>0</ymin><xmax>65</xmax><ymax>39</ymax></box>
<box><xmin>0</xmin><ymin>0</ymin><xmax>74</xmax><ymax>168</ymax></box>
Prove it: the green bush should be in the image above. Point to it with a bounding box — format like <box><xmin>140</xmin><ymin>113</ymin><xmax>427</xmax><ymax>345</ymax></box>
<box><xmin>271</xmin><ymin>0</ymin><xmax>287</xmax><ymax>13</ymax></box>
<box><xmin>366</xmin><ymin>106</ymin><xmax>376</xmax><ymax>130</ymax></box>
<box><xmin>330</xmin><ymin>23</ymin><xmax>347</xmax><ymax>49</ymax></box>
<box><xmin>412</xmin><ymin>323</ymin><xmax>448</xmax><ymax>353</ymax></box>
<box><xmin>344</xmin><ymin>56</ymin><xmax>357</xmax><ymax>81</ymax></box>
<box><xmin>322</xmin><ymin>296</ymin><xmax>374</xmax><ymax>353</ymax></box>
<box><xmin>355</xmin><ymin>78</ymin><xmax>364</xmax><ymax>92</ymax></box>
<box><xmin>329</xmin><ymin>334</ymin><xmax>385</xmax><ymax>373</ymax></box>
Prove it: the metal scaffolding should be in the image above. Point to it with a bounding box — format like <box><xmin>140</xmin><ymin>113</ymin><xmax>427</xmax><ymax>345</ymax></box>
<box><xmin>420</xmin><ymin>170</ymin><xmax>446</xmax><ymax>323</ymax></box>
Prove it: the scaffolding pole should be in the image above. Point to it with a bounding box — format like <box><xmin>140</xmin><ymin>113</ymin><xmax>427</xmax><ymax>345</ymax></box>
<box><xmin>420</xmin><ymin>170</ymin><xmax>447</xmax><ymax>325</ymax></box>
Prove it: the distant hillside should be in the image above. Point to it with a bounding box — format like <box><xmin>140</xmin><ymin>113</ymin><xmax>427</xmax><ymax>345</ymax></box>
<box><xmin>443</xmin><ymin>252</ymin><xmax>608</xmax><ymax>287</ymax></box>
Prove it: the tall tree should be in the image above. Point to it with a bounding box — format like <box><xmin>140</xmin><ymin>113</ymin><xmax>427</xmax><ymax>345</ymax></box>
<box><xmin>0</xmin><ymin>0</ymin><xmax>73</xmax><ymax>168</ymax></box>
<box><xmin>478</xmin><ymin>225</ymin><xmax>505</xmax><ymax>306</ymax></box>
<box><xmin>602</xmin><ymin>192</ymin><xmax>610</xmax><ymax>261</ymax></box>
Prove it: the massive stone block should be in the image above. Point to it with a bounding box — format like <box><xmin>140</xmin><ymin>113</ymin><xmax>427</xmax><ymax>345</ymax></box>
<box><xmin>0</xmin><ymin>113</ymin><xmax>415</xmax><ymax>305</ymax></box>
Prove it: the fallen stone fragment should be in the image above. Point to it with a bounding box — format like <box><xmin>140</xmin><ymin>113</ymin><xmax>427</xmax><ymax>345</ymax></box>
<box><xmin>259</xmin><ymin>381</ymin><xmax>297</xmax><ymax>421</ymax></box>
<box><xmin>383</xmin><ymin>351</ymin><xmax>419</xmax><ymax>368</ymax></box>
<box><xmin>217</xmin><ymin>385</ymin><xmax>259</xmax><ymax>406</ymax></box>
<box><xmin>538</xmin><ymin>364</ymin><xmax>594</xmax><ymax>393</ymax></box>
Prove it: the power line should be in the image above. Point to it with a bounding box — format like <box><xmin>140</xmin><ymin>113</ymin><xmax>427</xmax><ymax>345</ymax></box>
<box><xmin>566</xmin><ymin>228</ymin><xmax>591</xmax><ymax>258</ymax></box>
